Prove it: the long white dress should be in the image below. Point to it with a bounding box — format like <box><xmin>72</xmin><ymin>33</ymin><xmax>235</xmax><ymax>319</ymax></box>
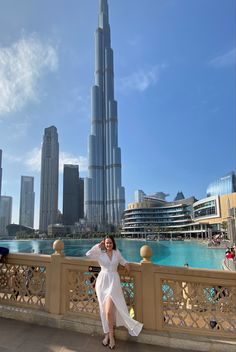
<box><xmin>86</xmin><ymin>244</ymin><xmax>143</xmax><ymax>336</ymax></box>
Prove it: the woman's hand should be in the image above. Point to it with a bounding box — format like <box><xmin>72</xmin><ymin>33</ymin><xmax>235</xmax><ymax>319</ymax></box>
<box><xmin>99</xmin><ymin>240</ymin><xmax>105</xmax><ymax>250</ymax></box>
<box><xmin>124</xmin><ymin>263</ymin><xmax>130</xmax><ymax>275</ymax></box>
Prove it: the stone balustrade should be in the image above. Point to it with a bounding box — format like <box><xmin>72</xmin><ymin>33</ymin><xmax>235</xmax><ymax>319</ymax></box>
<box><xmin>0</xmin><ymin>240</ymin><xmax>235</xmax><ymax>340</ymax></box>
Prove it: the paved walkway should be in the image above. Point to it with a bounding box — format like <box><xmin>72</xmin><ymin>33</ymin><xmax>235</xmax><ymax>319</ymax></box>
<box><xmin>0</xmin><ymin>317</ymin><xmax>197</xmax><ymax>352</ymax></box>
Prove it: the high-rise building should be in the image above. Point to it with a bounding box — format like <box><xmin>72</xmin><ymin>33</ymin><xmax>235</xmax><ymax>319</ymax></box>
<box><xmin>174</xmin><ymin>191</ymin><xmax>185</xmax><ymax>201</ymax></box>
<box><xmin>19</xmin><ymin>176</ymin><xmax>35</xmax><ymax>228</ymax></box>
<box><xmin>78</xmin><ymin>177</ymin><xmax>84</xmax><ymax>220</ymax></box>
<box><xmin>84</xmin><ymin>0</ymin><xmax>125</xmax><ymax>228</ymax></box>
<box><xmin>134</xmin><ymin>190</ymin><xmax>169</xmax><ymax>203</ymax></box>
<box><xmin>63</xmin><ymin>165</ymin><xmax>81</xmax><ymax>225</ymax></box>
<box><xmin>134</xmin><ymin>190</ymin><xmax>146</xmax><ymax>203</ymax></box>
<box><xmin>39</xmin><ymin>126</ymin><xmax>59</xmax><ymax>232</ymax></box>
<box><xmin>0</xmin><ymin>149</ymin><xmax>2</xmax><ymax>198</ymax></box>
<box><xmin>206</xmin><ymin>172</ymin><xmax>236</xmax><ymax>197</ymax></box>
<box><xmin>0</xmin><ymin>196</ymin><xmax>12</xmax><ymax>236</ymax></box>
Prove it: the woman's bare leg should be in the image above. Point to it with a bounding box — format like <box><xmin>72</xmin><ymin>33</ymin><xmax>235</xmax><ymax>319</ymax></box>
<box><xmin>105</xmin><ymin>297</ymin><xmax>115</xmax><ymax>348</ymax></box>
<box><xmin>102</xmin><ymin>333</ymin><xmax>109</xmax><ymax>346</ymax></box>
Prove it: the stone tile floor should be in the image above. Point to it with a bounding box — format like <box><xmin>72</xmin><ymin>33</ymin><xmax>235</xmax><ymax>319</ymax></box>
<box><xmin>0</xmin><ymin>317</ymin><xmax>197</xmax><ymax>352</ymax></box>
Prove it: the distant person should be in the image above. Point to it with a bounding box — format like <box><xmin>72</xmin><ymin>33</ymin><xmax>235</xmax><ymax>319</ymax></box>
<box><xmin>230</xmin><ymin>247</ymin><xmax>235</xmax><ymax>257</ymax></box>
<box><xmin>226</xmin><ymin>250</ymin><xmax>234</xmax><ymax>259</ymax></box>
<box><xmin>0</xmin><ymin>247</ymin><xmax>9</xmax><ymax>263</ymax></box>
<box><xmin>86</xmin><ymin>235</ymin><xmax>143</xmax><ymax>349</ymax></box>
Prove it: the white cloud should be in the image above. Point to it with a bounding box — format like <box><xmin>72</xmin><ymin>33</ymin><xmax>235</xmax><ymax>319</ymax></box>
<box><xmin>118</xmin><ymin>64</ymin><xmax>167</xmax><ymax>92</ymax></box>
<box><xmin>209</xmin><ymin>48</ymin><xmax>236</xmax><ymax>68</ymax></box>
<box><xmin>23</xmin><ymin>147</ymin><xmax>87</xmax><ymax>174</ymax></box>
<box><xmin>24</xmin><ymin>147</ymin><xmax>42</xmax><ymax>172</ymax></box>
<box><xmin>0</xmin><ymin>33</ymin><xmax>58</xmax><ymax>115</ymax></box>
<box><xmin>59</xmin><ymin>152</ymin><xmax>87</xmax><ymax>173</ymax></box>
<box><xmin>3</xmin><ymin>152</ymin><xmax>22</xmax><ymax>163</ymax></box>
<box><xmin>9</xmin><ymin>118</ymin><xmax>32</xmax><ymax>139</ymax></box>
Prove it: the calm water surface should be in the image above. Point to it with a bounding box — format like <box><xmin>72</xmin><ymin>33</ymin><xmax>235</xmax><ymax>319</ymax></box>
<box><xmin>0</xmin><ymin>239</ymin><xmax>225</xmax><ymax>270</ymax></box>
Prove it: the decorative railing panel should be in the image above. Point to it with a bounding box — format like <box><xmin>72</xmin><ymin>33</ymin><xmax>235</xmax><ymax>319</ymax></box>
<box><xmin>0</xmin><ymin>262</ymin><xmax>46</xmax><ymax>308</ymax></box>
<box><xmin>66</xmin><ymin>268</ymin><xmax>135</xmax><ymax>318</ymax></box>
<box><xmin>161</xmin><ymin>278</ymin><xmax>236</xmax><ymax>334</ymax></box>
<box><xmin>120</xmin><ymin>273</ymin><xmax>135</xmax><ymax>317</ymax></box>
<box><xmin>68</xmin><ymin>269</ymin><xmax>100</xmax><ymax>316</ymax></box>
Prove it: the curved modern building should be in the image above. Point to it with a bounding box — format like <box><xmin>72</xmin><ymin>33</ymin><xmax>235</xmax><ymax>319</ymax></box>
<box><xmin>84</xmin><ymin>0</ymin><xmax>125</xmax><ymax>228</ymax></box>
<box><xmin>121</xmin><ymin>197</ymin><xmax>204</xmax><ymax>238</ymax></box>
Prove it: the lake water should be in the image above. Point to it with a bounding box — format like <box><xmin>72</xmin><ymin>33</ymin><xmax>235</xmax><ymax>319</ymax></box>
<box><xmin>0</xmin><ymin>239</ymin><xmax>225</xmax><ymax>270</ymax></box>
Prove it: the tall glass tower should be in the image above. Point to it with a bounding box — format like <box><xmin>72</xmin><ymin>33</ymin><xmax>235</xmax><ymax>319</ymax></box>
<box><xmin>0</xmin><ymin>196</ymin><xmax>12</xmax><ymax>235</ymax></box>
<box><xmin>206</xmin><ymin>172</ymin><xmax>236</xmax><ymax>197</ymax></box>
<box><xmin>39</xmin><ymin>126</ymin><xmax>59</xmax><ymax>232</ymax></box>
<box><xmin>63</xmin><ymin>164</ymin><xmax>80</xmax><ymax>225</ymax></box>
<box><xmin>19</xmin><ymin>176</ymin><xmax>35</xmax><ymax>228</ymax></box>
<box><xmin>0</xmin><ymin>149</ymin><xmax>2</xmax><ymax>199</ymax></box>
<box><xmin>84</xmin><ymin>0</ymin><xmax>125</xmax><ymax>228</ymax></box>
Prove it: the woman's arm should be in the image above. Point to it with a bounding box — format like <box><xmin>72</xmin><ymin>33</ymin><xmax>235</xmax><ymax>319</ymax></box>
<box><xmin>117</xmin><ymin>249</ymin><xmax>130</xmax><ymax>274</ymax></box>
<box><xmin>85</xmin><ymin>243</ymin><xmax>101</xmax><ymax>259</ymax></box>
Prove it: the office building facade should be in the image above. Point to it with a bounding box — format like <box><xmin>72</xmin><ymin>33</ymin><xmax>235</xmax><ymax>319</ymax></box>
<box><xmin>0</xmin><ymin>149</ymin><xmax>2</xmax><ymax>198</ymax></box>
<box><xmin>19</xmin><ymin>176</ymin><xmax>35</xmax><ymax>228</ymax></box>
<box><xmin>84</xmin><ymin>0</ymin><xmax>125</xmax><ymax>228</ymax></box>
<box><xmin>79</xmin><ymin>177</ymin><xmax>84</xmax><ymax>220</ymax></box>
<box><xmin>134</xmin><ymin>190</ymin><xmax>169</xmax><ymax>203</ymax></box>
<box><xmin>193</xmin><ymin>193</ymin><xmax>236</xmax><ymax>232</ymax></box>
<box><xmin>39</xmin><ymin>126</ymin><xmax>59</xmax><ymax>232</ymax></box>
<box><xmin>63</xmin><ymin>165</ymin><xmax>84</xmax><ymax>225</ymax></box>
<box><xmin>206</xmin><ymin>172</ymin><xmax>236</xmax><ymax>197</ymax></box>
<box><xmin>0</xmin><ymin>196</ymin><xmax>12</xmax><ymax>236</ymax></box>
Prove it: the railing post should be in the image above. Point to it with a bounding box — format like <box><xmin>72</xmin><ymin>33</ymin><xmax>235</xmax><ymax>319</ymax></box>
<box><xmin>140</xmin><ymin>245</ymin><xmax>156</xmax><ymax>330</ymax></box>
<box><xmin>47</xmin><ymin>239</ymin><xmax>64</xmax><ymax>315</ymax></box>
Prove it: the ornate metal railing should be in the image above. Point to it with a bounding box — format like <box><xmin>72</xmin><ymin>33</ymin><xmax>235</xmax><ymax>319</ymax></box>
<box><xmin>67</xmin><ymin>269</ymin><xmax>100</xmax><ymax>315</ymax></box>
<box><xmin>64</xmin><ymin>267</ymin><xmax>135</xmax><ymax>317</ymax></box>
<box><xmin>0</xmin><ymin>262</ymin><xmax>46</xmax><ymax>308</ymax></box>
<box><xmin>162</xmin><ymin>279</ymin><xmax>236</xmax><ymax>333</ymax></box>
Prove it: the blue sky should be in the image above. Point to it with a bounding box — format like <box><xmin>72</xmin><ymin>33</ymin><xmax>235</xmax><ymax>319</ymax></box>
<box><xmin>0</xmin><ymin>0</ymin><xmax>235</xmax><ymax>228</ymax></box>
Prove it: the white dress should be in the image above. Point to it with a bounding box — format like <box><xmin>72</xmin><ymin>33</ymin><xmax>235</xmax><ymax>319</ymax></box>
<box><xmin>86</xmin><ymin>244</ymin><xmax>143</xmax><ymax>336</ymax></box>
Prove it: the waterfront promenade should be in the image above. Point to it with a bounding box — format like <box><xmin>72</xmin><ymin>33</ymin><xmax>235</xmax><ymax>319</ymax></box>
<box><xmin>0</xmin><ymin>317</ymin><xmax>197</xmax><ymax>352</ymax></box>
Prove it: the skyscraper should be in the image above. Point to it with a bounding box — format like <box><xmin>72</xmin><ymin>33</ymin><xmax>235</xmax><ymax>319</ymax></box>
<box><xmin>19</xmin><ymin>176</ymin><xmax>35</xmax><ymax>228</ymax></box>
<box><xmin>39</xmin><ymin>126</ymin><xmax>59</xmax><ymax>232</ymax></box>
<box><xmin>206</xmin><ymin>172</ymin><xmax>236</xmax><ymax>197</ymax></box>
<box><xmin>63</xmin><ymin>164</ymin><xmax>81</xmax><ymax>225</ymax></box>
<box><xmin>78</xmin><ymin>177</ymin><xmax>84</xmax><ymax>220</ymax></box>
<box><xmin>0</xmin><ymin>149</ymin><xmax>2</xmax><ymax>198</ymax></box>
<box><xmin>0</xmin><ymin>196</ymin><xmax>12</xmax><ymax>236</ymax></box>
<box><xmin>84</xmin><ymin>0</ymin><xmax>125</xmax><ymax>228</ymax></box>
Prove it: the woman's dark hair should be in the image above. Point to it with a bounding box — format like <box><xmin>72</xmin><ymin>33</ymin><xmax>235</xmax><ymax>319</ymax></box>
<box><xmin>104</xmin><ymin>235</ymin><xmax>116</xmax><ymax>250</ymax></box>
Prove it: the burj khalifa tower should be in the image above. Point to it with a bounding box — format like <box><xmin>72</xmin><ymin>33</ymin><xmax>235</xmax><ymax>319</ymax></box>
<box><xmin>84</xmin><ymin>0</ymin><xmax>125</xmax><ymax>228</ymax></box>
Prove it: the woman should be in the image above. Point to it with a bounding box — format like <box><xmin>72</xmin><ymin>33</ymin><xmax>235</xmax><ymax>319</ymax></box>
<box><xmin>86</xmin><ymin>235</ymin><xmax>143</xmax><ymax>349</ymax></box>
